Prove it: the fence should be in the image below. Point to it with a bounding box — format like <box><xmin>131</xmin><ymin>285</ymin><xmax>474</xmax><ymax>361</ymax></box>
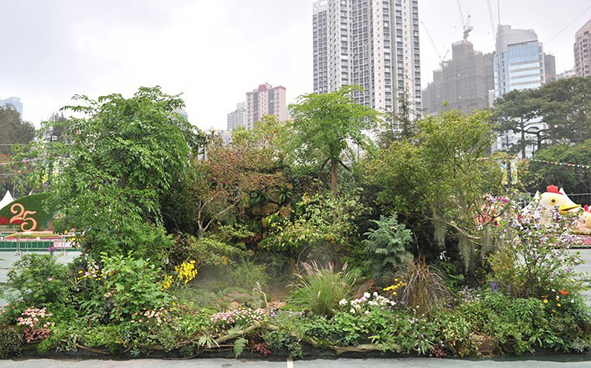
<box><xmin>0</xmin><ymin>236</ymin><xmax>80</xmax><ymax>253</ymax></box>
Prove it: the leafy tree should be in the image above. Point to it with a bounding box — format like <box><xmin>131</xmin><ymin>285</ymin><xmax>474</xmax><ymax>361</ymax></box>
<box><xmin>287</xmin><ymin>85</ymin><xmax>381</xmax><ymax>196</ymax></box>
<box><xmin>376</xmin><ymin>89</ymin><xmax>418</xmax><ymax>148</ymax></box>
<box><xmin>368</xmin><ymin>110</ymin><xmax>504</xmax><ymax>270</ymax></box>
<box><xmin>492</xmin><ymin>89</ymin><xmax>542</xmax><ymax>159</ymax></box>
<box><xmin>29</xmin><ymin>87</ymin><xmax>199</xmax><ymax>261</ymax></box>
<box><xmin>184</xmin><ymin>116</ymin><xmax>288</xmax><ymax>238</ymax></box>
<box><xmin>538</xmin><ymin>77</ymin><xmax>591</xmax><ymax>144</ymax></box>
<box><xmin>523</xmin><ymin>141</ymin><xmax>591</xmax><ymax>203</ymax></box>
<box><xmin>0</xmin><ymin>105</ymin><xmax>35</xmax><ymax>155</ymax></box>
<box><xmin>0</xmin><ymin>106</ymin><xmax>35</xmax><ymax>196</ymax></box>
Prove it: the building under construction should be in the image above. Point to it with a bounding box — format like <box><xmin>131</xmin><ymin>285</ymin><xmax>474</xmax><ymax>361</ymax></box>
<box><xmin>422</xmin><ymin>41</ymin><xmax>494</xmax><ymax>115</ymax></box>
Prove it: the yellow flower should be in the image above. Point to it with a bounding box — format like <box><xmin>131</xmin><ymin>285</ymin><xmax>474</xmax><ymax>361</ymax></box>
<box><xmin>557</xmin><ymin>303</ymin><xmax>562</xmax><ymax>307</ymax></box>
<box><xmin>543</xmin><ymin>299</ymin><xmax>548</xmax><ymax>303</ymax></box>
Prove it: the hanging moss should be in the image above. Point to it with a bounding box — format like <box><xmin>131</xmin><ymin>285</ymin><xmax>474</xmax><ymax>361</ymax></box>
<box><xmin>433</xmin><ymin>220</ymin><xmax>447</xmax><ymax>249</ymax></box>
<box><xmin>458</xmin><ymin>234</ymin><xmax>473</xmax><ymax>273</ymax></box>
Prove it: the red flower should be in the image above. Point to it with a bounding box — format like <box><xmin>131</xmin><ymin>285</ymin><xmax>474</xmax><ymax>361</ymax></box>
<box><xmin>558</xmin><ymin>290</ymin><xmax>568</xmax><ymax>296</ymax></box>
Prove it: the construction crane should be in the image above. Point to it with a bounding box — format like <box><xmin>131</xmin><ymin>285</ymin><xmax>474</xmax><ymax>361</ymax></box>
<box><xmin>421</xmin><ymin>21</ymin><xmax>449</xmax><ymax>70</ymax></box>
<box><xmin>486</xmin><ymin>0</ymin><xmax>497</xmax><ymax>46</ymax></box>
<box><xmin>456</xmin><ymin>0</ymin><xmax>474</xmax><ymax>43</ymax></box>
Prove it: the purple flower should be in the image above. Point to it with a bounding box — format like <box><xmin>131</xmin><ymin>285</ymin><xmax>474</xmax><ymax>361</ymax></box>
<box><xmin>490</xmin><ymin>281</ymin><xmax>499</xmax><ymax>292</ymax></box>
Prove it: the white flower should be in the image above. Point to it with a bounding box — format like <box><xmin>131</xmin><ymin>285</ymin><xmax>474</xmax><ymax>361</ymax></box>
<box><xmin>339</xmin><ymin>299</ymin><xmax>348</xmax><ymax>306</ymax></box>
<box><xmin>363</xmin><ymin>292</ymin><xmax>371</xmax><ymax>298</ymax></box>
<box><xmin>350</xmin><ymin>308</ymin><xmax>356</xmax><ymax>314</ymax></box>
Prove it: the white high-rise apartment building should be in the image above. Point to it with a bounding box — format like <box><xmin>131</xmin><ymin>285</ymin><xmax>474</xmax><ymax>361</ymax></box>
<box><xmin>574</xmin><ymin>19</ymin><xmax>591</xmax><ymax>78</ymax></box>
<box><xmin>313</xmin><ymin>0</ymin><xmax>421</xmax><ymax>114</ymax></box>
<box><xmin>227</xmin><ymin>102</ymin><xmax>246</xmax><ymax>131</ymax></box>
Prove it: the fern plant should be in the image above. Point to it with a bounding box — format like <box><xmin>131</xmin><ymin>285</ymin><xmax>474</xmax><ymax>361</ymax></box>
<box><xmin>363</xmin><ymin>214</ymin><xmax>413</xmax><ymax>284</ymax></box>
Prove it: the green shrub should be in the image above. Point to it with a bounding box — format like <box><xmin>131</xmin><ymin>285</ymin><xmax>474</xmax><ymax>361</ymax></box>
<box><xmin>433</xmin><ymin>311</ymin><xmax>479</xmax><ymax>356</ymax></box>
<box><xmin>289</xmin><ymin>262</ymin><xmax>356</xmax><ymax>317</ymax></box>
<box><xmin>4</xmin><ymin>254</ymin><xmax>73</xmax><ymax>321</ymax></box>
<box><xmin>77</xmin><ymin>253</ymin><xmax>172</xmax><ymax>323</ymax></box>
<box><xmin>363</xmin><ymin>214</ymin><xmax>413</xmax><ymax>284</ymax></box>
<box><xmin>262</xmin><ymin>330</ymin><xmax>303</xmax><ymax>358</ymax></box>
<box><xmin>458</xmin><ymin>290</ymin><xmax>580</xmax><ymax>354</ymax></box>
<box><xmin>0</xmin><ymin>327</ymin><xmax>22</xmax><ymax>358</ymax></box>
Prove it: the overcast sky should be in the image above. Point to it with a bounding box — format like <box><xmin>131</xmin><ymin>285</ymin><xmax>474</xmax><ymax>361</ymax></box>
<box><xmin>1</xmin><ymin>0</ymin><xmax>590</xmax><ymax>131</ymax></box>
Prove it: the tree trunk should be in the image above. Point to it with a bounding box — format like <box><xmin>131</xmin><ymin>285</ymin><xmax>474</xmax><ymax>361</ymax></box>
<box><xmin>330</xmin><ymin>159</ymin><xmax>338</xmax><ymax>197</ymax></box>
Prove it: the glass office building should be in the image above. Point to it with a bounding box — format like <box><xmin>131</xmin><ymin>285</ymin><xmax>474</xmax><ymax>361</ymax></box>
<box><xmin>494</xmin><ymin>25</ymin><xmax>545</xmax><ymax>99</ymax></box>
<box><xmin>493</xmin><ymin>25</ymin><xmax>546</xmax><ymax>158</ymax></box>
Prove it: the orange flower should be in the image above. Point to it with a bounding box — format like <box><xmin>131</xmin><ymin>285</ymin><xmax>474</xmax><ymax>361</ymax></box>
<box><xmin>558</xmin><ymin>290</ymin><xmax>568</xmax><ymax>296</ymax></box>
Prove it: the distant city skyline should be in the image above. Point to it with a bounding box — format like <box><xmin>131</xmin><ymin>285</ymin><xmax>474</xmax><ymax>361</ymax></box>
<box><xmin>0</xmin><ymin>0</ymin><xmax>590</xmax><ymax>130</ymax></box>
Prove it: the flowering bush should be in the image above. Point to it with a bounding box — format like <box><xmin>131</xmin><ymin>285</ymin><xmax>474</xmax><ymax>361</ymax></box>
<box><xmin>162</xmin><ymin>260</ymin><xmax>198</xmax><ymax>290</ymax></box>
<box><xmin>490</xmin><ymin>203</ymin><xmax>584</xmax><ymax>299</ymax></box>
<box><xmin>17</xmin><ymin>307</ymin><xmax>54</xmax><ymax>343</ymax></box>
<box><xmin>211</xmin><ymin>308</ymin><xmax>267</xmax><ymax>329</ymax></box>
<box><xmin>338</xmin><ymin>291</ymin><xmax>396</xmax><ymax>314</ymax></box>
<box><xmin>383</xmin><ymin>278</ymin><xmax>407</xmax><ymax>297</ymax></box>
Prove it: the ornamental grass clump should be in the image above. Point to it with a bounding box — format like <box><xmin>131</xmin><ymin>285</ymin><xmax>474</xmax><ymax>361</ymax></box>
<box><xmin>289</xmin><ymin>261</ymin><xmax>356</xmax><ymax>317</ymax></box>
<box><xmin>396</xmin><ymin>257</ymin><xmax>450</xmax><ymax>315</ymax></box>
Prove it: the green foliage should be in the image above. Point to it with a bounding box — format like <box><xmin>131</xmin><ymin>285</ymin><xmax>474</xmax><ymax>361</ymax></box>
<box><xmin>29</xmin><ymin>86</ymin><xmax>198</xmax><ymax>261</ymax></box>
<box><xmin>433</xmin><ymin>311</ymin><xmax>479</xmax><ymax>357</ymax></box>
<box><xmin>4</xmin><ymin>254</ymin><xmax>72</xmax><ymax>320</ymax></box>
<box><xmin>396</xmin><ymin>258</ymin><xmax>450</xmax><ymax>315</ymax></box>
<box><xmin>289</xmin><ymin>262</ymin><xmax>356</xmax><ymax>317</ymax></box>
<box><xmin>363</xmin><ymin>214</ymin><xmax>413</xmax><ymax>283</ymax></box>
<box><xmin>0</xmin><ymin>327</ymin><xmax>22</xmax><ymax>358</ymax></box>
<box><xmin>233</xmin><ymin>337</ymin><xmax>247</xmax><ymax>358</ymax></box>
<box><xmin>491</xmin><ymin>78</ymin><xmax>591</xmax><ymax>154</ymax></box>
<box><xmin>76</xmin><ymin>253</ymin><xmax>172</xmax><ymax>323</ymax></box>
<box><xmin>287</xmin><ymin>85</ymin><xmax>381</xmax><ymax>196</ymax></box>
<box><xmin>262</xmin><ymin>329</ymin><xmax>303</xmax><ymax>358</ymax></box>
<box><xmin>168</xmin><ymin>234</ymin><xmax>246</xmax><ymax>270</ymax></box>
<box><xmin>458</xmin><ymin>290</ymin><xmax>589</xmax><ymax>354</ymax></box>
<box><xmin>330</xmin><ymin>307</ymin><xmax>435</xmax><ymax>354</ymax></box>
<box><xmin>262</xmin><ymin>193</ymin><xmax>365</xmax><ymax>262</ymax></box>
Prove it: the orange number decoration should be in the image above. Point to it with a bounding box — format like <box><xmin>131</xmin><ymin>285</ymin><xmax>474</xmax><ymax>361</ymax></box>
<box><xmin>10</xmin><ymin>203</ymin><xmax>37</xmax><ymax>231</ymax></box>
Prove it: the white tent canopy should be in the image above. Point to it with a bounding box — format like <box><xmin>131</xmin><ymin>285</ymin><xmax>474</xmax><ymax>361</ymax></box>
<box><xmin>0</xmin><ymin>190</ymin><xmax>14</xmax><ymax>211</ymax></box>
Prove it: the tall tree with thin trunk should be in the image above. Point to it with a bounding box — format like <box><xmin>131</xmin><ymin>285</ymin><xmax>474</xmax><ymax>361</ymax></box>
<box><xmin>287</xmin><ymin>85</ymin><xmax>381</xmax><ymax>196</ymax></box>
